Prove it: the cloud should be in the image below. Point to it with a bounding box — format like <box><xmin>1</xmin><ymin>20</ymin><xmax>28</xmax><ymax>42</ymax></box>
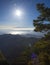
<box><xmin>0</xmin><ymin>25</ymin><xmax>35</xmax><ymax>31</ymax></box>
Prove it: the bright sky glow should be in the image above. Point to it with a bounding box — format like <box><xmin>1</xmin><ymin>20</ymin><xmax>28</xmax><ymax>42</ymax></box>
<box><xmin>9</xmin><ymin>31</ymin><xmax>25</xmax><ymax>35</ymax></box>
<box><xmin>15</xmin><ymin>10</ymin><xmax>22</xmax><ymax>16</ymax></box>
<box><xmin>0</xmin><ymin>0</ymin><xmax>50</xmax><ymax>35</ymax></box>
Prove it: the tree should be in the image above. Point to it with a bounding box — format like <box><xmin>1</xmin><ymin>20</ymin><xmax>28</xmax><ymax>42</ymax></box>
<box><xmin>33</xmin><ymin>3</ymin><xmax>50</xmax><ymax>32</ymax></box>
<box><xmin>33</xmin><ymin>3</ymin><xmax>50</xmax><ymax>65</ymax></box>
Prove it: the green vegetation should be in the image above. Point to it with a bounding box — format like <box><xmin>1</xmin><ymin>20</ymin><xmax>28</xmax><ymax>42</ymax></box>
<box><xmin>0</xmin><ymin>50</ymin><xmax>9</xmax><ymax>65</ymax></box>
<box><xmin>0</xmin><ymin>51</ymin><xmax>6</xmax><ymax>61</ymax></box>
<box><xmin>32</xmin><ymin>3</ymin><xmax>50</xmax><ymax>65</ymax></box>
<box><xmin>33</xmin><ymin>3</ymin><xmax>50</xmax><ymax>32</ymax></box>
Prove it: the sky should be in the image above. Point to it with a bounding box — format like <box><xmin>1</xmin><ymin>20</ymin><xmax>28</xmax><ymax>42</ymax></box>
<box><xmin>0</xmin><ymin>0</ymin><xmax>50</xmax><ymax>35</ymax></box>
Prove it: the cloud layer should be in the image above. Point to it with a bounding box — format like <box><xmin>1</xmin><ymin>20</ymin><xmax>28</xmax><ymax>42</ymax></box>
<box><xmin>0</xmin><ymin>26</ymin><xmax>34</xmax><ymax>31</ymax></box>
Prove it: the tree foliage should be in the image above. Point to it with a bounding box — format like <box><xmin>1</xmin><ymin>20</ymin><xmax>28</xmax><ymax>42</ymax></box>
<box><xmin>33</xmin><ymin>3</ymin><xmax>50</xmax><ymax>31</ymax></box>
<box><xmin>32</xmin><ymin>3</ymin><xmax>50</xmax><ymax>65</ymax></box>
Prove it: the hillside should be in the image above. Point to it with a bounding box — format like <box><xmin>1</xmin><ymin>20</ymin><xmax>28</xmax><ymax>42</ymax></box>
<box><xmin>0</xmin><ymin>34</ymin><xmax>40</xmax><ymax>64</ymax></box>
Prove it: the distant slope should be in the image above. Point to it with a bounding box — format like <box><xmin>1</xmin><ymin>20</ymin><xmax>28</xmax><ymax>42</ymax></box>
<box><xmin>0</xmin><ymin>34</ymin><xmax>40</xmax><ymax>63</ymax></box>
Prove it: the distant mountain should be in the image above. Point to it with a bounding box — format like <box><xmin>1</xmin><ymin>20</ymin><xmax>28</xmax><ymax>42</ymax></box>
<box><xmin>0</xmin><ymin>34</ymin><xmax>40</xmax><ymax>64</ymax></box>
<box><xmin>21</xmin><ymin>34</ymin><xmax>43</xmax><ymax>38</ymax></box>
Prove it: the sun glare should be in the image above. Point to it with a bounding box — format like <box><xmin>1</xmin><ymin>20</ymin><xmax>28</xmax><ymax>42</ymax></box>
<box><xmin>9</xmin><ymin>31</ymin><xmax>24</xmax><ymax>35</ymax></box>
<box><xmin>15</xmin><ymin>10</ymin><xmax>22</xmax><ymax>16</ymax></box>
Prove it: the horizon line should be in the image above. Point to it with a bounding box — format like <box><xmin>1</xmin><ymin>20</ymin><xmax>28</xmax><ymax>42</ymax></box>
<box><xmin>0</xmin><ymin>26</ymin><xmax>35</xmax><ymax>31</ymax></box>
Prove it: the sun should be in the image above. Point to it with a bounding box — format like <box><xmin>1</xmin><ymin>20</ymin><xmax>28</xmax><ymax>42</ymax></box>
<box><xmin>15</xmin><ymin>10</ymin><xmax>21</xmax><ymax>16</ymax></box>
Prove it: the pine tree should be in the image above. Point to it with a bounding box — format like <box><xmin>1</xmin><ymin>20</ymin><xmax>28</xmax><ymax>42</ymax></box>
<box><xmin>33</xmin><ymin>3</ymin><xmax>50</xmax><ymax>32</ymax></box>
<box><xmin>33</xmin><ymin>3</ymin><xmax>50</xmax><ymax>65</ymax></box>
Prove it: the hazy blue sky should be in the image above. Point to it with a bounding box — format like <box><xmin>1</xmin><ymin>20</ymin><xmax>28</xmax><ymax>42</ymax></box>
<box><xmin>0</xmin><ymin>0</ymin><xmax>50</xmax><ymax>35</ymax></box>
